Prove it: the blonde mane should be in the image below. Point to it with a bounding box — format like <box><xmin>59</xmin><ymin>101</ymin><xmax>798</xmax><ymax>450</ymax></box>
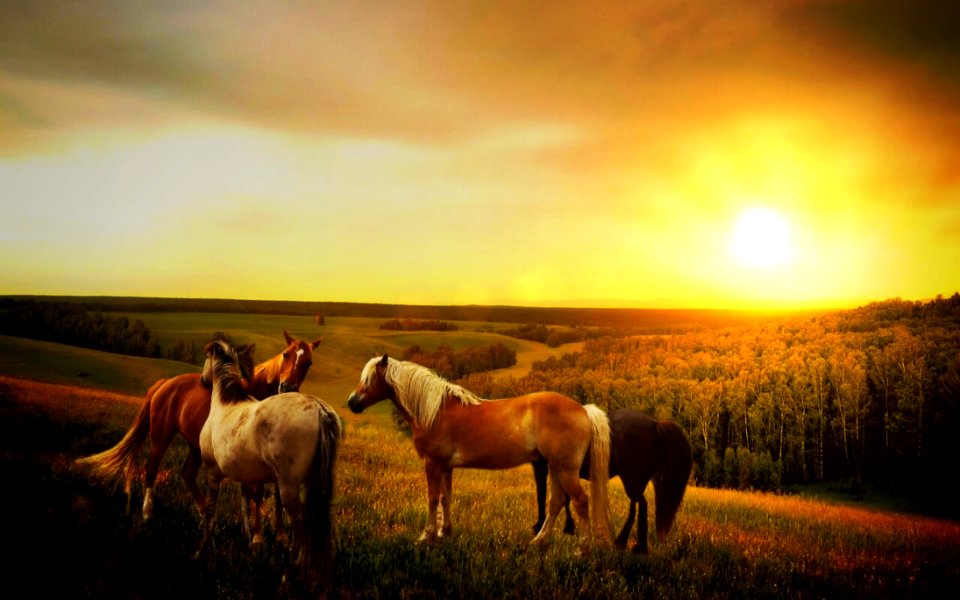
<box><xmin>361</xmin><ymin>356</ymin><xmax>484</xmax><ymax>430</ymax></box>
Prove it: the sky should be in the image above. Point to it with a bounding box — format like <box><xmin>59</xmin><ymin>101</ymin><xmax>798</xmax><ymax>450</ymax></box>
<box><xmin>1</xmin><ymin>0</ymin><xmax>958</xmax><ymax>310</ymax></box>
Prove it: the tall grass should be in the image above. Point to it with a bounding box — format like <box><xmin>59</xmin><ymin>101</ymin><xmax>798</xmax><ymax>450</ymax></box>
<box><xmin>2</xmin><ymin>375</ymin><xmax>958</xmax><ymax>599</ymax></box>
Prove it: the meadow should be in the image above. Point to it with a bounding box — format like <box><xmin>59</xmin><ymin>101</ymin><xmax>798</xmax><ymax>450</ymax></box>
<box><xmin>1</xmin><ymin>314</ymin><xmax>958</xmax><ymax>598</ymax></box>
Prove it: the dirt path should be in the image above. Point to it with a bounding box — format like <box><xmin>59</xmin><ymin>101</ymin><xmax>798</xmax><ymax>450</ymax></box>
<box><xmin>488</xmin><ymin>340</ymin><xmax>584</xmax><ymax>380</ymax></box>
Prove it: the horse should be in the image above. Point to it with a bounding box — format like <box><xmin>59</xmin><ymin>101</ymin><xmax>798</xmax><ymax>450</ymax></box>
<box><xmin>531</xmin><ymin>409</ymin><xmax>693</xmax><ymax>554</ymax></box>
<box><xmin>76</xmin><ymin>329</ymin><xmax>322</xmax><ymax>537</ymax></box>
<box><xmin>197</xmin><ymin>339</ymin><xmax>341</xmax><ymax>587</ymax></box>
<box><xmin>346</xmin><ymin>355</ymin><xmax>614</xmax><ymax>551</ymax></box>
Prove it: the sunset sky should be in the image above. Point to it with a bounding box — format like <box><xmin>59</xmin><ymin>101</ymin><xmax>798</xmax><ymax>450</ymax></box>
<box><xmin>2</xmin><ymin>1</ymin><xmax>958</xmax><ymax>310</ymax></box>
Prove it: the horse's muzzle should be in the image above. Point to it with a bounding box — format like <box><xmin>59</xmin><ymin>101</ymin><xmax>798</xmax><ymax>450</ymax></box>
<box><xmin>346</xmin><ymin>393</ymin><xmax>365</xmax><ymax>414</ymax></box>
<box><xmin>279</xmin><ymin>381</ymin><xmax>299</xmax><ymax>394</ymax></box>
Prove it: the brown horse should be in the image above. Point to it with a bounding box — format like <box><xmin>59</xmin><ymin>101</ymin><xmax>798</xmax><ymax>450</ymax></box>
<box><xmin>347</xmin><ymin>355</ymin><xmax>613</xmax><ymax>550</ymax></box>
<box><xmin>531</xmin><ymin>409</ymin><xmax>693</xmax><ymax>554</ymax></box>
<box><xmin>77</xmin><ymin>329</ymin><xmax>322</xmax><ymax>531</ymax></box>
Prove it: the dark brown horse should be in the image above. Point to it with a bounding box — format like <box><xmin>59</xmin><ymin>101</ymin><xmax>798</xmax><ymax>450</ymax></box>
<box><xmin>77</xmin><ymin>330</ymin><xmax>322</xmax><ymax>530</ymax></box>
<box><xmin>532</xmin><ymin>409</ymin><xmax>693</xmax><ymax>554</ymax></box>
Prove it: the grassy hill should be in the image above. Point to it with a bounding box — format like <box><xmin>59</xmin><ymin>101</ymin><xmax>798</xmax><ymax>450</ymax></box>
<box><xmin>0</xmin><ymin>313</ymin><xmax>582</xmax><ymax>402</ymax></box>
<box><xmin>1</xmin><ymin>374</ymin><xmax>956</xmax><ymax>599</ymax></box>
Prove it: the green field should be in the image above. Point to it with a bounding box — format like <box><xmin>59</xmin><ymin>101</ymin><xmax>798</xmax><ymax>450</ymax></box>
<box><xmin>1</xmin><ymin>313</ymin><xmax>958</xmax><ymax>598</ymax></box>
<box><xmin>2</xmin><ymin>312</ymin><xmax>580</xmax><ymax>402</ymax></box>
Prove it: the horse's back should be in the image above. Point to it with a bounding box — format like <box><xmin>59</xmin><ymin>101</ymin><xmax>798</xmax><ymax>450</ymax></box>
<box><xmin>609</xmin><ymin>409</ymin><xmax>660</xmax><ymax>495</ymax></box>
<box><xmin>235</xmin><ymin>392</ymin><xmax>334</xmax><ymax>483</ymax></box>
<box><xmin>149</xmin><ymin>372</ymin><xmax>211</xmax><ymax>447</ymax></box>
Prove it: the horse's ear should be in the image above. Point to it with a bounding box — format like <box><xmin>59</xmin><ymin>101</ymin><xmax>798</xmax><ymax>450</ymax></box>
<box><xmin>312</xmin><ymin>336</ymin><xmax>323</xmax><ymax>348</ymax></box>
<box><xmin>379</xmin><ymin>354</ymin><xmax>389</xmax><ymax>368</ymax></box>
<box><xmin>203</xmin><ymin>341</ymin><xmax>218</xmax><ymax>355</ymax></box>
<box><xmin>284</xmin><ymin>329</ymin><xmax>294</xmax><ymax>345</ymax></box>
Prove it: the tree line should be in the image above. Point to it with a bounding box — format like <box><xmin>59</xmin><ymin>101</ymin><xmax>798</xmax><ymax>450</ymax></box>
<box><xmin>0</xmin><ymin>299</ymin><xmax>212</xmax><ymax>365</ymax></box>
<box><xmin>0</xmin><ymin>299</ymin><xmax>162</xmax><ymax>358</ymax></box>
<box><xmin>459</xmin><ymin>295</ymin><xmax>960</xmax><ymax>514</ymax></box>
<box><xmin>380</xmin><ymin>319</ymin><xmax>459</xmax><ymax>332</ymax></box>
<box><xmin>499</xmin><ymin>323</ymin><xmax>623</xmax><ymax>347</ymax></box>
<box><xmin>400</xmin><ymin>342</ymin><xmax>517</xmax><ymax>381</ymax></box>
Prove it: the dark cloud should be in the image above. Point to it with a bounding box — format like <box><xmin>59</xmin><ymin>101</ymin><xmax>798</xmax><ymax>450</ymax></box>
<box><xmin>2</xmin><ymin>0</ymin><xmax>960</xmax><ymax>150</ymax></box>
<box><xmin>787</xmin><ymin>0</ymin><xmax>960</xmax><ymax>91</ymax></box>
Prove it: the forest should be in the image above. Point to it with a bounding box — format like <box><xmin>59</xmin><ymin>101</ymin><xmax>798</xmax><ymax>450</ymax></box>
<box><xmin>460</xmin><ymin>295</ymin><xmax>960</xmax><ymax>516</ymax></box>
<box><xmin>0</xmin><ymin>299</ymin><xmax>162</xmax><ymax>358</ymax></box>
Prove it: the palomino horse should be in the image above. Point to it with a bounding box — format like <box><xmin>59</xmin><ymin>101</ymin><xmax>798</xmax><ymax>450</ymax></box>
<box><xmin>531</xmin><ymin>409</ymin><xmax>693</xmax><ymax>553</ymax></box>
<box><xmin>347</xmin><ymin>355</ymin><xmax>614</xmax><ymax>550</ymax></box>
<box><xmin>77</xmin><ymin>330</ymin><xmax>322</xmax><ymax>534</ymax></box>
<box><xmin>197</xmin><ymin>340</ymin><xmax>341</xmax><ymax>586</ymax></box>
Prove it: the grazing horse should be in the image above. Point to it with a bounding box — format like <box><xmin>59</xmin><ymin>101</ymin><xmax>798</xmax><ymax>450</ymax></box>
<box><xmin>531</xmin><ymin>409</ymin><xmax>693</xmax><ymax>554</ymax></box>
<box><xmin>197</xmin><ymin>340</ymin><xmax>341</xmax><ymax>586</ymax></box>
<box><xmin>347</xmin><ymin>355</ymin><xmax>613</xmax><ymax>550</ymax></box>
<box><xmin>76</xmin><ymin>330</ymin><xmax>322</xmax><ymax>532</ymax></box>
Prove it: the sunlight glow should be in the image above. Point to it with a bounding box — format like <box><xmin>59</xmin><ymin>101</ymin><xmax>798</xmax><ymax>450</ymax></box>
<box><xmin>731</xmin><ymin>207</ymin><xmax>794</xmax><ymax>268</ymax></box>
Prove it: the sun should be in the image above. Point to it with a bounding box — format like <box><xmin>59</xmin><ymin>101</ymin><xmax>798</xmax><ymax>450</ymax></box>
<box><xmin>730</xmin><ymin>207</ymin><xmax>794</xmax><ymax>268</ymax></box>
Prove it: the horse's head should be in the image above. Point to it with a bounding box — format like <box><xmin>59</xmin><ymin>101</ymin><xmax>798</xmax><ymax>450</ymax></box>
<box><xmin>274</xmin><ymin>329</ymin><xmax>322</xmax><ymax>394</ymax></box>
<box><xmin>347</xmin><ymin>355</ymin><xmax>393</xmax><ymax>413</ymax></box>
<box><xmin>201</xmin><ymin>339</ymin><xmax>256</xmax><ymax>396</ymax></box>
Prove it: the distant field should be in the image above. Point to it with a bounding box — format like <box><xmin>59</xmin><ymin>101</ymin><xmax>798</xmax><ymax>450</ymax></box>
<box><xmin>0</xmin><ymin>314</ymin><xmax>578</xmax><ymax>403</ymax></box>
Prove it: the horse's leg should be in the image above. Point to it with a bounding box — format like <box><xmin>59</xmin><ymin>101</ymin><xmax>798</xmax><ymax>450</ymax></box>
<box><xmin>242</xmin><ymin>484</ymin><xmax>266</xmax><ymax>547</ymax></box>
<box><xmin>632</xmin><ymin>494</ymin><xmax>650</xmax><ymax>555</ymax></box>
<box><xmin>142</xmin><ymin>434</ymin><xmax>174</xmax><ymax>521</ymax></box>
<box><xmin>278</xmin><ymin>481</ymin><xmax>305</xmax><ymax>569</ymax></box>
<box><xmin>531</xmin><ymin>460</ymin><xmax>548</xmax><ymax>534</ymax></box>
<box><xmin>530</xmin><ymin>468</ymin><xmax>566</xmax><ymax>546</ymax></box>
<box><xmin>615</xmin><ymin>500</ymin><xmax>636</xmax><ymax>549</ymax></box>
<box><xmin>439</xmin><ymin>467</ymin><xmax>453</xmax><ymax>538</ymax></box>
<box><xmin>196</xmin><ymin>473</ymin><xmax>222</xmax><ymax>560</ymax></box>
<box><xmin>556</xmin><ymin>469</ymin><xmax>592</xmax><ymax>551</ymax></box>
<box><xmin>562</xmin><ymin>493</ymin><xmax>575</xmax><ymax>535</ymax></box>
<box><xmin>273</xmin><ymin>484</ymin><xmax>288</xmax><ymax>545</ymax></box>
<box><xmin>418</xmin><ymin>459</ymin><xmax>443</xmax><ymax>544</ymax></box>
<box><xmin>532</xmin><ymin>458</ymin><xmax>575</xmax><ymax>536</ymax></box>
<box><xmin>180</xmin><ymin>445</ymin><xmax>205</xmax><ymax>516</ymax></box>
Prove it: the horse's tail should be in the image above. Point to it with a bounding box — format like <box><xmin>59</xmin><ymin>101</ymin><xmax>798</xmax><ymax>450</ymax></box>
<box><xmin>75</xmin><ymin>378</ymin><xmax>163</xmax><ymax>494</ymax></box>
<box><xmin>583</xmin><ymin>403</ymin><xmax>612</xmax><ymax>546</ymax></box>
<box><xmin>300</xmin><ymin>399</ymin><xmax>342</xmax><ymax>577</ymax></box>
<box><xmin>653</xmin><ymin>420</ymin><xmax>693</xmax><ymax>541</ymax></box>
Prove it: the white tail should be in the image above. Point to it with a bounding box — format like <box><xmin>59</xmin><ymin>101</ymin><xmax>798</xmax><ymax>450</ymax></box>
<box><xmin>583</xmin><ymin>403</ymin><xmax>612</xmax><ymax>545</ymax></box>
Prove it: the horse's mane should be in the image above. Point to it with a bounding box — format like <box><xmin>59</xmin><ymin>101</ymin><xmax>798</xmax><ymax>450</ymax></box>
<box><xmin>363</xmin><ymin>357</ymin><xmax>484</xmax><ymax>430</ymax></box>
<box><xmin>253</xmin><ymin>352</ymin><xmax>282</xmax><ymax>384</ymax></box>
<box><xmin>209</xmin><ymin>341</ymin><xmax>253</xmax><ymax>403</ymax></box>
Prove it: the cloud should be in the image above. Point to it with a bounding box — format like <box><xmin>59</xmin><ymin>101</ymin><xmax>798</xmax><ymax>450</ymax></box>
<box><xmin>786</xmin><ymin>0</ymin><xmax>960</xmax><ymax>90</ymax></box>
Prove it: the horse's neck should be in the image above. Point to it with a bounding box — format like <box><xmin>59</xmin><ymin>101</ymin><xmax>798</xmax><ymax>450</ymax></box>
<box><xmin>210</xmin><ymin>376</ymin><xmax>250</xmax><ymax>416</ymax></box>
<box><xmin>249</xmin><ymin>357</ymin><xmax>281</xmax><ymax>397</ymax></box>
<box><xmin>390</xmin><ymin>395</ymin><xmax>416</xmax><ymax>429</ymax></box>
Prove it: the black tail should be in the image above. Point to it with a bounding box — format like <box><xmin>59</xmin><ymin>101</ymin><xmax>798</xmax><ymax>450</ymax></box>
<box><xmin>653</xmin><ymin>420</ymin><xmax>693</xmax><ymax>540</ymax></box>
<box><xmin>300</xmin><ymin>400</ymin><xmax>342</xmax><ymax>579</ymax></box>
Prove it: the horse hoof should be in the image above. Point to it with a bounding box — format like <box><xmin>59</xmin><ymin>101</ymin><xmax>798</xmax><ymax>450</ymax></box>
<box><xmin>416</xmin><ymin>531</ymin><xmax>438</xmax><ymax>545</ymax></box>
<box><xmin>631</xmin><ymin>545</ymin><xmax>649</xmax><ymax>555</ymax></box>
<box><xmin>251</xmin><ymin>535</ymin><xmax>265</xmax><ymax>549</ymax></box>
<box><xmin>529</xmin><ymin>534</ymin><xmax>551</xmax><ymax>548</ymax></box>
